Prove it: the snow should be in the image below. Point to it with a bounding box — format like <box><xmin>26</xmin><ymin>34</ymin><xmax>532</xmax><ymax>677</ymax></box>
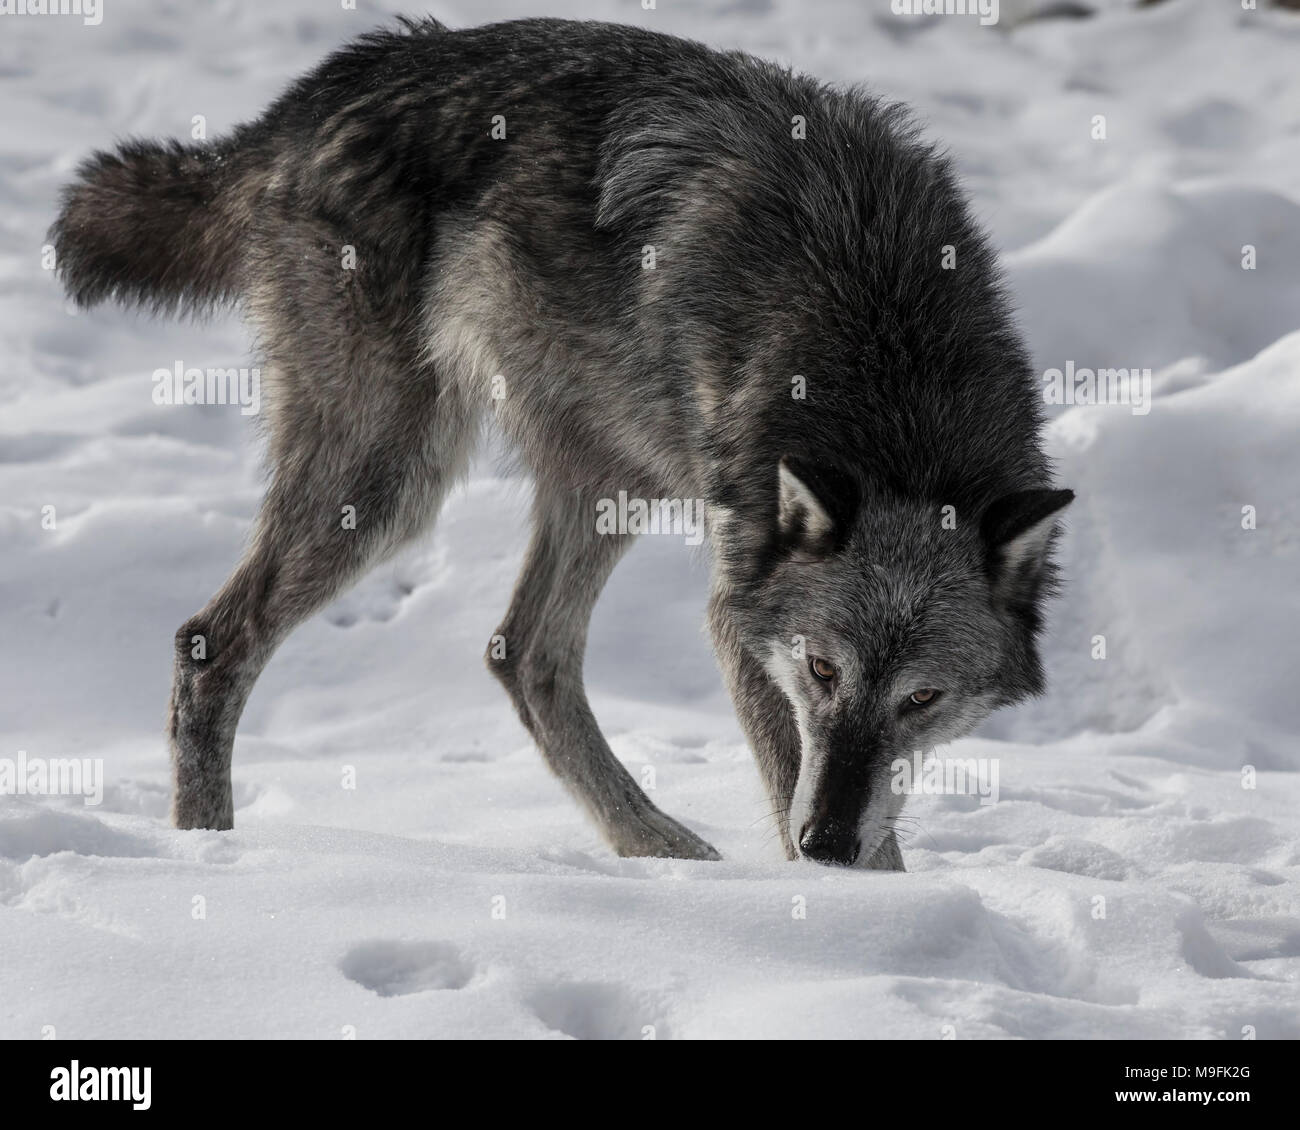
<box><xmin>2</xmin><ymin>0</ymin><xmax>1299</xmax><ymax>1039</ymax></box>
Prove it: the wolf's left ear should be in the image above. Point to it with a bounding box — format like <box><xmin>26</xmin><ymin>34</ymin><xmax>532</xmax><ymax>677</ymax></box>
<box><xmin>981</xmin><ymin>488</ymin><xmax>1074</xmax><ymax>607</ymax></box>
<box><xmin>777</xmin><ymin>456</ymin><xmax>860</xmax><ymax>558</ymax></box>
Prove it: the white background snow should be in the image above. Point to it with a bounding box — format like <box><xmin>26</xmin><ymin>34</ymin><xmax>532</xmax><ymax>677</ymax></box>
<box><xmin>2</xmin><ymin>0</ymin><xmax>1298</xmax><ymax>1039</ymax></box>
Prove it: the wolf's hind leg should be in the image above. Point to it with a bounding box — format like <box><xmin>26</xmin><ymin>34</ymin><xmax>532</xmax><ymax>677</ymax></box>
<box><xmin>169</xmin><ymin>377</ymin><xmax>474</xmax><ymax>831</ymax></box>
<box><xmin>488</xmin><ymin>486</ymin><xmax>719</xmax><ymax>860</ymax></box>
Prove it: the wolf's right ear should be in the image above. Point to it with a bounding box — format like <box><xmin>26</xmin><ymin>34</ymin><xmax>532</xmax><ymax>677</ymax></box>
<box><xmin>981</xmin><ymin>488</ymin><xmax>1074</xmax><ymax>608</ymax></box>
<box><xmin>777</xmin><ymin>456</ymin><xmax>859</xmax><ymax>558</ymax></box>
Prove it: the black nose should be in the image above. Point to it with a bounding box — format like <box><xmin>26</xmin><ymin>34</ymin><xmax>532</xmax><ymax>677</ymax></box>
<box><xmin>798</xmin><ymin>821</ymin><xmax>862</xmax><ymax>866</ymax></box>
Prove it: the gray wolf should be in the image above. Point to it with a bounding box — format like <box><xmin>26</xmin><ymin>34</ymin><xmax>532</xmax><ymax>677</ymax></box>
<box><xmin>50</xmin><ymin>17</ymin><xmax>1072</xmax><ymax>867</ymax></box>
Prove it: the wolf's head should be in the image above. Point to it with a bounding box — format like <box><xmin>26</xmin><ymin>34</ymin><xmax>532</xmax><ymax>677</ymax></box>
<box><xmin>720</xmin><ymin>457</ymin><xmax>1072</xmax><ymax>866</ymax></box>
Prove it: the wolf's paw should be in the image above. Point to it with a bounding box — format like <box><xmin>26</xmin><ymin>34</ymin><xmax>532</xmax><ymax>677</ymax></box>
<box><xmin>170</xmin><ymin>786</ymin><xmax>234</xmax><ymax>831</ymax></box>
<box><xmin>611</xmin><ymin>806</ymin><xmax>720</xmax><ymax>861</ymax></box>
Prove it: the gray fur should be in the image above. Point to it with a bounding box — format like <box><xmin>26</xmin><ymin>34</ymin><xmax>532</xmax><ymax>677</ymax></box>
<box><xmin>50</xmin><ymin>17</ymin><xmax>1072</xmax><ymax>866</ymax></box>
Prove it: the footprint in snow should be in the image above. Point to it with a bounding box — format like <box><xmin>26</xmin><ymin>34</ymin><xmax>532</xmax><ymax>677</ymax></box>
<box><xmin>340</xmin><ymin>940</ymin><xmax>475</xmax><ymax>996</ymax></box>
<box><xmin>528</xmin><ymin>982</ymin><xmax>668</xmax><ymax>1040</ymax></box>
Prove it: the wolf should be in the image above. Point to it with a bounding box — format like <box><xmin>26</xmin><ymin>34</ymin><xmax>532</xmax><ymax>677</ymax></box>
<box><xmin>51</xmin><ymin>17</ymin><xmax>1072</xmax><ymax>868</ymax></box>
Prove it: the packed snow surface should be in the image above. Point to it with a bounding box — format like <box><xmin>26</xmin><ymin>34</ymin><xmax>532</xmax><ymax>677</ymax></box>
<box><xmin>1</xmin><ymin>0</ymin><xmax>1298</xmax><ymax>1038</ymax></box>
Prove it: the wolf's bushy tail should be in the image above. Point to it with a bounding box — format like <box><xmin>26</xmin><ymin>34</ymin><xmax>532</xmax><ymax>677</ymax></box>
<box><xmin>50</xmin><ymin>136</ymin><xmax>263</xmax><ymax>315</ymax></box>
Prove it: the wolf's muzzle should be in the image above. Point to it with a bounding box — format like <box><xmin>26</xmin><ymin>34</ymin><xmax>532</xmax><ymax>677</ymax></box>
<box><xmin>798</xmin><ymin>817</ymin><xmax>862</xmax><ymax>866</ymax></box>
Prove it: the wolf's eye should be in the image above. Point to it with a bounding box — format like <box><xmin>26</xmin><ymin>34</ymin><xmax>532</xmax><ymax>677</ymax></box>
<box><xmin>908</xmin><ymin>689</ymin><xmax>939</xmax><ymax>707</ymax></box>
<box><xmin>810</xmin><ymin>657</ymin><xmax>836</xmax><ymax>682</ymax></box>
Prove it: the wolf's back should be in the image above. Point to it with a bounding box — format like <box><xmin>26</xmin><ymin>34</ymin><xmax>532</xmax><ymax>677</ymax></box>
<box><xmin>50</xmin><ymin>133</ymin><xmax>267</xmax><ymax>315</ymax></box>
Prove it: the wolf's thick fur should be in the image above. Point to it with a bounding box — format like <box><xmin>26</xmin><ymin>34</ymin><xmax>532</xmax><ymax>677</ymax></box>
<box><xmin>52</xmin><ymin>18</ymin><xmax>1072</xmax><ymax>867</ymax></box>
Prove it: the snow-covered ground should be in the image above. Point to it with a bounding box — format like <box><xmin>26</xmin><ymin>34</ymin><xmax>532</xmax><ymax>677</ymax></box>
<box><xmin>2</xmin><ymin>0</ymin><xmax>1299</xmax><ymax>1039</ymax></box>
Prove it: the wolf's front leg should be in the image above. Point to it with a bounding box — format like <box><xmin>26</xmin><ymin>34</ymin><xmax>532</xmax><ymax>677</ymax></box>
<box><xmin>709</xmin><ymin>596</ymin><xmax>800</xmax><ymax>860</ymax></box>
<box><xmin>488</xmin><ymin>486</ymin><xmax>720</xmax><ymax>861</ymax></box>
<box><xmin>862</xmin><ymin>829</ymin><xmax>904</xmax><ymax>870</ymax></box>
